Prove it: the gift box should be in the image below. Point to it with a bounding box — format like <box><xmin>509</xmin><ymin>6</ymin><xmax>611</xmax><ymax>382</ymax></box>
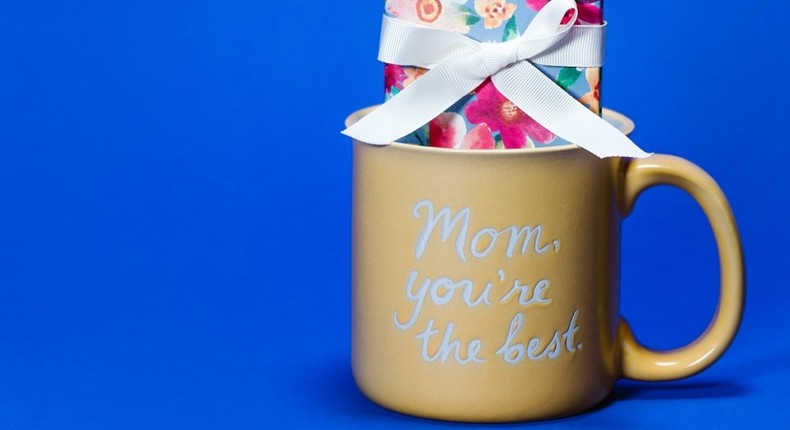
<box><xmin>383</xmin><ymin>0</ymin><xmax>603</xmax><ymax>150</ymax></box>
<box><xmin>344</xmin><ymin>0</ymin><xmax>646</xmax><ymax>159</ymax></box>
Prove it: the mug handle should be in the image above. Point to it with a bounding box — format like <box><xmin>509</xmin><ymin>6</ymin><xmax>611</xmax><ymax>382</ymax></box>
<box><xmin>619</xmin><ymin>155</ymin><xmax>745</xmax><ymax>381</ymax></box>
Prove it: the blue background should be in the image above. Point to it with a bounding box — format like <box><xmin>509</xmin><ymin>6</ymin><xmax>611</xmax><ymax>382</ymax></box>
<box><xmin>1</xmin><ymin>1</ymin><xmax>787</xmax><ymax>428</ymax></box>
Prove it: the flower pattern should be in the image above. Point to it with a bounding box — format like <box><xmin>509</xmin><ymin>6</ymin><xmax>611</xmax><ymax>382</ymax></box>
<box><xmin>525</xmin><ymin>0</ymin><xmax>602</xmax><ymax>25</ymax></box>
<box><xmin>465</xmin><ymin>79</ymin><xmax>555</xmax><ymax>148</ymax></box>
<box><xmin>474</xmin><ymin>0</ymin><xmax>517</xmax><ymax>29</ymax></box>
<box><xmin>429</xmin><ymin>113</ymin><xmax>496</xmax><ymax>149</ymax></box>
<box><xmin>384</xmin><ymin>64</ymin><xmax>407</xmax><ymax>95</ymax></box>
<box><xmin>382</xmin><ymin>0</ymin><xmax>603</xmax><ymax>150</ymax></box>
<box><xmin>416</xmin><ymin>0</ymin><xmax>443</xmax><ymax>23</ymax></box>
<box><xmin>461</xmin><ymin>124</ymin><xmax>497</xmax><ymax>149</ymax></box>
<box><xmin>428</xmin><ymin>113</ymin><xmax>466</xmax><ymax>148</ymax></box>
<box><xmin>578</xmin><ymin>67</ymin><xmax>600</xmax><ymax>114</ymax></box>
<box><xmin>386</xmin><ymin>0</ymin><xmax>471</xmax><ymax>33</ymax></box>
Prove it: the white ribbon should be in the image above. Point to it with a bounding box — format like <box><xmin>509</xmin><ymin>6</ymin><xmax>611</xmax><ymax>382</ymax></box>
<box><xmin>342</xmin><ymin>0</ymin><xmax>650</xmax><ymax>158</ymax></box>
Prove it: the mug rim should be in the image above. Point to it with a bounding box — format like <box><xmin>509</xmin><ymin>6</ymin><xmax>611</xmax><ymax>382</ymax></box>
<box><xmin>345</xmin><ymin>106</ymin><xmax>636</xmax><ymax>156</ymax></box>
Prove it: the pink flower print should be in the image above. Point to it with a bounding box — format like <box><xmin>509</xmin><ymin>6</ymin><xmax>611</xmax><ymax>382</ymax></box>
<box><xmin>465</xmin><ymin>79</ymin><xmax>555</xmax><ymax>148</ymax></box>
<box><xmin>578</xmin><ymin>67</ymin><xmax>600</xmax><ymax>114</ymax></box>
<box><xmin>384</xmin><ymin>64</ymin><xmax>407</xmax><ymax>93</ymax></box>
<box><xmin>429</xmin><ymin>113</ymin><xmax>496</xmax><ymax>149</ymax></box>
<box><xmin>525</xmin><ymin>0</ymin><xmax>602</xmax><ymax>25</ymax></box>
<box><xmin>429</xmin><ymin>113</ymin><xmax>467</xmax><ymax>148</ymax></box>
<box><xmin>461</xmin><ymin>124</ymin><xmax>496</xmax><ymax>149</ymax></box>
<box><xmin>416</xmin><ymin>0</ymin><xmax>443</xmax><ymax>23</ymax></box>
<box><xmin>474</xmin><ymin>0</ymin><xmax>517</xmax><ymax>29</ymax></box>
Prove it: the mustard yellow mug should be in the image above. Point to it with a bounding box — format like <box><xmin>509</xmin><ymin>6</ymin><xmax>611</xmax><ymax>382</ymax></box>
<box><xmin>347</xmin><ymin>107</ymin><xmax>744</xmax><ymax>422</ymax></box>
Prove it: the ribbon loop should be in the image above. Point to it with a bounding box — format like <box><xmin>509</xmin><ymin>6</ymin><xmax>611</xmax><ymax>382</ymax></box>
<box><xmin>343</xmin><ymin>0</ymin><xmax>650</xmax><ymax>159</ymax></box>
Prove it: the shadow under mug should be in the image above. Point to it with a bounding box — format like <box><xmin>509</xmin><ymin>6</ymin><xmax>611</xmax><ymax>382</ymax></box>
<box><xmin>346</xmin><ymin>106</ymin><xmax>744</xmax><ymax>422</ymax></box>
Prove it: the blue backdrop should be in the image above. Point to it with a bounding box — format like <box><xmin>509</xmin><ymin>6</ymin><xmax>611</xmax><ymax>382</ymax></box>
<box><xmin>1</xmin><ymin>1</ymin><xmax>788</xmax><ymax>428</ymax></box>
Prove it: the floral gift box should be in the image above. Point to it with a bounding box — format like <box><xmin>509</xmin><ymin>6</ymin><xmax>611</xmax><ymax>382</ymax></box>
<box><xmin>384</xmin><ymin>0</ymin><xmax>603</xmax><ymax>150</ymax></box>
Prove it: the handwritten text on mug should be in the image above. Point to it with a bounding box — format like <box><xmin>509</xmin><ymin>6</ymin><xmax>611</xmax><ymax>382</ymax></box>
<box><xmin>393</xmin><ymin>200</ymin><xmax>582</xmax><ymax>365</ymax></box>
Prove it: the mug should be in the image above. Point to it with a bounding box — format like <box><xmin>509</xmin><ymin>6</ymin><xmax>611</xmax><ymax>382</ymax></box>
<box><xmin>347</xmin><ymin>107</ymin><xmax>744</xmax><ymax>422</ymax></box>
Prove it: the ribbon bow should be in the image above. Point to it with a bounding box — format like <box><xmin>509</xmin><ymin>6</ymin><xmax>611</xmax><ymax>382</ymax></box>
<box><xmin>343</xmin><ymin>0</ymin><xmax>650</xmax><ymax>158</ymax></box>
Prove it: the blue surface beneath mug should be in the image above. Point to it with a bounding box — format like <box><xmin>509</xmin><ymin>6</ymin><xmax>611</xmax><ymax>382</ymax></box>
<box><xmin>0</xmin><ymin>1</ymin><xmax>788</xmax><ymax>429</ymax></box>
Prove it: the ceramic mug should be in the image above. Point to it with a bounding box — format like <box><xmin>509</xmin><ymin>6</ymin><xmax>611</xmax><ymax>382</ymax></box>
<box><xmin>347</xmin><ymin>107</ymin><xmax>744</xmax><ymax>422</ymax></box>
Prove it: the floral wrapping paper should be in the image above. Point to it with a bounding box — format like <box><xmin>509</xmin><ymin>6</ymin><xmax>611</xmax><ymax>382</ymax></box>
<box><xmin>384</xmin><ymin>0</ymin><xmax>602</xmax><ymax>149</ymax></box>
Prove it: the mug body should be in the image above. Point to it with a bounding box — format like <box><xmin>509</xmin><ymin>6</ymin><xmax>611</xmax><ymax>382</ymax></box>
<box><xmin>351</xmin><ymin>141</ymin><xmax>625</xmax><ymax>422</ymax></box>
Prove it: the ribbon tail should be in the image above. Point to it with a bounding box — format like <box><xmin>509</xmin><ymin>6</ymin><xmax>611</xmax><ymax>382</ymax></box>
<box><xmin>493</xmin><ymin>62</ymin><xmax>651</xmax><ymax>158</ymax></box>
<box><xmin>342</xmin><ymin>59</ymin><xmax>484</xmax><ymax>146</ymax></box>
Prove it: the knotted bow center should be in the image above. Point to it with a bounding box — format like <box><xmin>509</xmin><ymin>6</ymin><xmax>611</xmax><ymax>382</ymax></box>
<box><xmin>478</xmin><ymin>38</ymin><xmax>524</xmax><ymax>77</ymax></box>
